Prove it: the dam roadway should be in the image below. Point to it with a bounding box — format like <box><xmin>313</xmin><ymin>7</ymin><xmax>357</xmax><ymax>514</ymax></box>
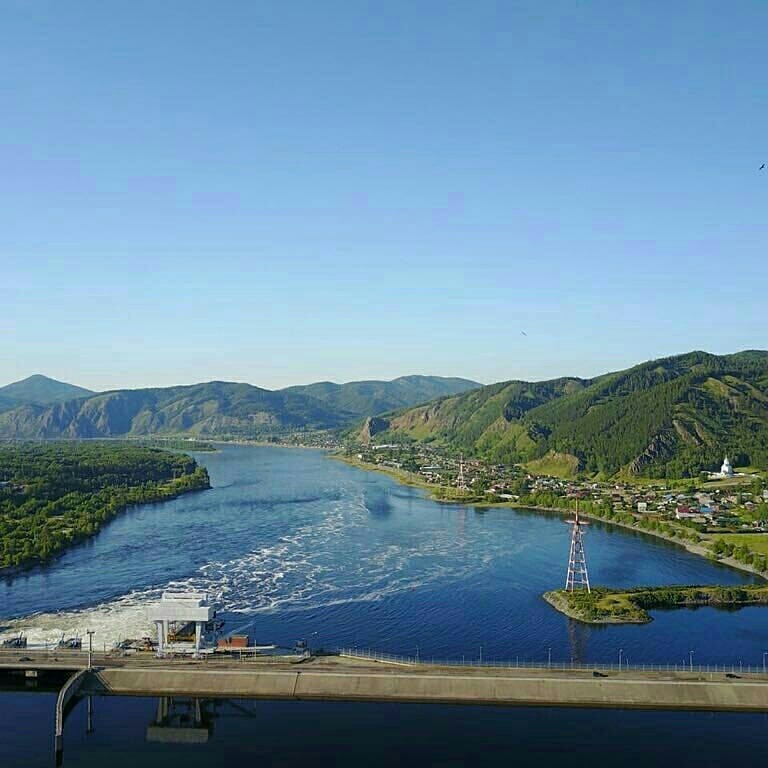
<box><xmin>4</xmin><ymin>651</ymin><xmax>768</xmax><ymax>712</ymax></box>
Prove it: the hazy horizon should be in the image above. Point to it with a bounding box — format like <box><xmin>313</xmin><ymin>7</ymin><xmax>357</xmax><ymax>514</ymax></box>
<box><xmin>4</xmin><ymin>346</ymin><xmax>765</xmax><ymax>394</ymax></box>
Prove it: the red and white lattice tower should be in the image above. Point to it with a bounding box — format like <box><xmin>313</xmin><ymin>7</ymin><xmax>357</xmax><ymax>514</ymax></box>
<box><xmin>456</xmin><ymin>454</ymin><xmax>468</xmax><ymax>491</ymax></box>
<box><xmin>565</xmin><ymin>501</ymin><xmax>591</xmax><ymax>592</ymax></box>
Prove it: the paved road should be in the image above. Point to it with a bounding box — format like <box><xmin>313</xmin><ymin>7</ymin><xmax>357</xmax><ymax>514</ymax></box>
<box><xmin>4</xmin><ymin>650</ymin><xmax>768</xmax><ymax>711</ymax></box>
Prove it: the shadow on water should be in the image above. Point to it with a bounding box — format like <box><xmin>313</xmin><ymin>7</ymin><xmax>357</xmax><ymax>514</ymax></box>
<box><xmin>362</xmin><ymin>486</ymin><xmax>392</xmax><ymax>519</ymax></box>
<box><xmin>29</xmin><ymin>691</ymin><xmax>768</xmax><ymax>768</ymax></box>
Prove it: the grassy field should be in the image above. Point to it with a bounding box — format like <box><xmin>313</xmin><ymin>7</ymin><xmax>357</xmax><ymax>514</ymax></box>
<box><xmin>523</xmin><ymin>451</ymin><xmax>580</xmax><ymax>479</ymax></box>
<box><xmin>715</xmin><ymin>534</ymin><xmax>768</xmax><ymax>555</ymax></box>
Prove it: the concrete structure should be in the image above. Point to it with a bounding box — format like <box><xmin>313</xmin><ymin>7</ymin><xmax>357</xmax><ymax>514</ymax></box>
<box><xmin>6</xmin><ymin>652</ymin><xmax>768</xmax><ymax>724</ymax></box>
<box><xmin>147</xmin><ymin>592</ymin><xmax>215</xmax><ymax>657</ymax></box>
<box><xmin>55</xmin><ymin>669</ymin><xmax>87</xmax><ymax>763</ymax></box>
<box><xmin>81</xmin><ymin>661</ymin><xmax>768</xmax><ymax>713</ymax></box>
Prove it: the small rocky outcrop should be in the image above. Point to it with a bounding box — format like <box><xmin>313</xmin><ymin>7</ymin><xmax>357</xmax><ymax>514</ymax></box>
<box><xmin>360</xmin><ymin>416</ymin><xmax>390</xmax><ymax>443</ymax></box>
<box><xmin>627</xmin><ymin>431</ymin><xmax>676</xmax><ymax>475</ymax></box>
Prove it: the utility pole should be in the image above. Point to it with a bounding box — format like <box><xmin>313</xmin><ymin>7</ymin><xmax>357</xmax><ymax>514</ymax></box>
<box><xmin>86</xmin><ymin>630</ymin><xmax>95</xmax><ymax>671</ymax></box>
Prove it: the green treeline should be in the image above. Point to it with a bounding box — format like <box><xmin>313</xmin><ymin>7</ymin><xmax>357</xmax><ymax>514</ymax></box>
<box><xmin>710</xmin><ymin>537</ymin><xmax>768</xmax><ymax>572</ymax></box>
<box><xmin>504</xmin><ymin>484</ymin><xmax>702</xmax><ymax>545</ymax></box>
<box><xmin>548</xmin><ymin>584</ymin><xmax>768</xmax><ymax>624</ymax></box>
<box><xmin>378</xmin><ymin>351</ymin><xmax>768</xmax><ymax>479</ymax></box>
<box><xmin>0</xmin><ymin>442</ymin><xmax>210</xmax><ymax>570</ymax></box>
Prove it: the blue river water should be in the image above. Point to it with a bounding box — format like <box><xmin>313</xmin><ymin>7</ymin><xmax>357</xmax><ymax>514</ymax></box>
<box><xmin>2</xmin><ymin>444</ymin><xmax>768</xmax><ymax>765</ymax></box>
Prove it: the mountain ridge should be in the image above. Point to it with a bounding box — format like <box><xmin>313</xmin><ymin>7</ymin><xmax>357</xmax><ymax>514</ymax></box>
<box><xmin>353</xmin><ymin>350</ymin><xmax>768</xmax><ymax>479</ymax></box>
<box><xmin>0</xmin><ymin>375</ymin><xmax>480</xmax><ymax>439</ymax></box>
<box><xmin>0</xmin><ymin>374</ymin><xmax>93</xmax><ymax>412</ymax></box>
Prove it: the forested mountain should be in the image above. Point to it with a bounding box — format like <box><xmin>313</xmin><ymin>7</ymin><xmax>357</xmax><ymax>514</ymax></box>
<box><xmin>358</xmin><ymin>351</ymin><xmax>768</xmax><ymax>479</ymax></box>
<box><xmin>283</xmin><ymin>375</ymin><xmax>479</xmax><ymax>417</ymax></box>
<box><xmin>0</xmin><ymin>375</ymin><xmax>478</xmax><ymax>439</ymax></box>
<box><xmin>0</xmin><ymin>381</ymin><xmax>346</xmax><ymax>439</ymax></box>
<box><xmin>0</xmin><ymin>374</ymin><xmax>93</xmax><ymax>411</ymax></box>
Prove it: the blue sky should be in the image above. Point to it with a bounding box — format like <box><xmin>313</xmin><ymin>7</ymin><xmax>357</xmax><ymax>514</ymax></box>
<box><xmin>2</xmin><ymin>1</ymin><xmax>766</xmax><ymax>391</ymax></box>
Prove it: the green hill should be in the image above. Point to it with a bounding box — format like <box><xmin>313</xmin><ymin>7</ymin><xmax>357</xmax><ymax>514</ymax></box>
<box><xmin>283</xmin><ymin>375</ymin><xmax>480</xmax><ymax>416</ymax></box>
<box><xmin>0</xmin><ymin>382</ymin><xmax>346</xmax><ymax>439</ymax></box>
<box><xmin>0</xmin><ymin>374</ymin><xmax>93</xmax><ymax>411</ymax></box>
<box><xmin>0</xmin><ymin>375</ymin><xmax>478</xmax><ymax>440</ymax></box>
<box><xmin>357</xmin><ymin>351</ymin><xmax>768</xmax><ymax>480</ymax></box>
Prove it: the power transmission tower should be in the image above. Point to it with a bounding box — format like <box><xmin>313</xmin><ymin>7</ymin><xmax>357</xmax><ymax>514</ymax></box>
<box><xmin>565</xmin><ymin>500</ymin><xmax>591</xmax><ymax>592</ymax></box>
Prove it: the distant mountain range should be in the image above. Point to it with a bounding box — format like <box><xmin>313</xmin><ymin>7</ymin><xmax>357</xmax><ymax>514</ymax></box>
<box><xmin>0</xmin><ymin>374</ymin><xmax>93</xmax><ymax>411</ymax></box>
<box><xmin>355</xmin><ymin>351</ymin><xmax>768</xmax><ymax>479</ymax></box>
<box><xmin>5</xmin><ymin>352</ymin><xmax>768</xmax><ymax>481</ymax></box>
<box><xmin>283</xmin><ymin>376</ymin><xmax>479</xmax><ymax>417</ymax></box>
<box><xmin>0</xmin><ymin>374</ymin><xmax>480</xmax><ymax>439</ymax></box>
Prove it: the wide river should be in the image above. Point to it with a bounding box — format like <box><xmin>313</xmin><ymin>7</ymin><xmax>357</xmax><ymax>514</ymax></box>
<box><xmin>2</xmin><ymin>445</ymin><xmax>768</xmax><ymax>766</ymax></box>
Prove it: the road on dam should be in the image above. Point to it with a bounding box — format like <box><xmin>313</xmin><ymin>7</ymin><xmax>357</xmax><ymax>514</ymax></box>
<box><xmin>4</xmin><ymin>650</ymin><xmax>768</xmax><ymax>713</ymax></box>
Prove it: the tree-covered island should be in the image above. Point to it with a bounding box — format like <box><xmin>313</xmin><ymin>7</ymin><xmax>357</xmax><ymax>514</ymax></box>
<box><xmin>544</xmin><ymin>585</ymin><xmax>768</xmax><ymax>624</ymax></box>
<box><xmin>0</xmin><ymin>442</ymin><xmax>210</xmax><ymax>571</ymax></box>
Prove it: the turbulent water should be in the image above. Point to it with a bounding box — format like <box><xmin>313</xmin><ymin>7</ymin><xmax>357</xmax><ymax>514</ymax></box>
<box><xmin>1</xmin><ymin>445</ymin><xmax>766</xmax><ymax>665</ymax></box>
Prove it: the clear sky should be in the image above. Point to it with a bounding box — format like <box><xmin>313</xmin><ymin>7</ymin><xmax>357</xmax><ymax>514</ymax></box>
<box><xmin>2</xmin><ymin>1</ymin><xmax>766</xmax><ymax>391</ymax></box>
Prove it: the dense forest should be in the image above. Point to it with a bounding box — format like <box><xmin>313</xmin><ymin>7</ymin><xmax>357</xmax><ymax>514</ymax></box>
<box><xmin>0</xmin><ymin>442</ymin><xmax>209</xmax><ymax>570</ymax></box>
<box><xmin>364</xmin><ymin>351</ymin><xmax>768</xmax><ymax>479</ymax></box>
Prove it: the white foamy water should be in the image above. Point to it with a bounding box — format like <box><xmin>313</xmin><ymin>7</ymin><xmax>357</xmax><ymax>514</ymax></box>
<box><xmin>1</xmin><ymin>488</ymin><xmax>521</xmax><ymax>649</ymax></box>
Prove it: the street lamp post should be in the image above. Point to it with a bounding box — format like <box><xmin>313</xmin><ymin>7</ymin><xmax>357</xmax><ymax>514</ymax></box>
<box><xmin>548</xmin><ymin>647</ymin><xmax>552</xmax><ymax>667</ymax></box>
<box><xmin>763</xmin><ymin>651</ymin><xmax>767</xmax><ymax>674</ymax></box>
<box><xmin>689</xmin><ymin>650</ymin><xmax>694</xmax><ymax>671</ymax></box>
<box><xmin>86</xmin><ymin>630</ymin><xmax>95</xmax><ymax>671</ymax></box>
<box><xmin>618</xmin><ymin>648</ymin><xmax>623</xmax><ymax>670</ymax></box>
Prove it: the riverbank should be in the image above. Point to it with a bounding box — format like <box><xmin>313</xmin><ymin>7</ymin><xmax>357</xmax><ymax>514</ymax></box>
<box><xmin>335</xmin><ymin>454</ymin><xmax>767</xmax><ymax>582</ymax></box>
<box><xmin>0</xmin><ymin>443</ymin><xmax>211</xmax><ymax>577</ymax></box>
<box><xmin>544</xmin><ymin>585</ymin><xmax>768</xmax><ymax>625</ymax></box>
<box><xmin>0</xmin><ymin>477</ymin><xmax>210</xmax><ymax>579</ymax></box>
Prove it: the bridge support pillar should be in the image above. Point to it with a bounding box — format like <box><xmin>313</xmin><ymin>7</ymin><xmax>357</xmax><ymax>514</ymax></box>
<box><xmin>54</xmin><ymin>669</ymin><xmax>88</xmax><ymax>766</ymax></box>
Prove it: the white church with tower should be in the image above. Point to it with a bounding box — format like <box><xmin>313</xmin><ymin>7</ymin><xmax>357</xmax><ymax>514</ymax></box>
<box><xmin>707</xmin><ymin>455</ymin><xmax>739</xmax><ymax>479</ymax></box>
<box><xmin>719</xmin><ymin>455</ymin><xmax>734</xmax><ymax>477</ymax></box>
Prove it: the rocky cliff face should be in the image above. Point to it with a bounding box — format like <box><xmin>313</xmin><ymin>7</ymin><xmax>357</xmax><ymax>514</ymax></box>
<box><xmin>627</xmin><ymin>431</ymin><xmax>677</xmax><ymax>475</ymax></box>
<box><xmin>360</xmin><ymin>416</ymin><xmax>391</xmax><ymax>443</ymax></box>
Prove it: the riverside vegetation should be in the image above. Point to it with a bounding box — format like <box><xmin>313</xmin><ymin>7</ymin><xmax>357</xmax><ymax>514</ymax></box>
<box><xmin>341</xmin><ymin>446</ymin><xmax>768</xmax><ymax>577</ymax></box>
<box><xmin>544</xmin><ymin>585</ymin><xmax>768</xmax><ymax>624</ymax></box>
<box><xmin>0</xmin><ymin>442</ymin><xmax>210</xmax><ymax>570</ymax></box>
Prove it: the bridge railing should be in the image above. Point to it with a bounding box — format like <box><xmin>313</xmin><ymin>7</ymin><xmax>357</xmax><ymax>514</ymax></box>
<box><xmin>3</xmin><ymin>645</ymin><xmax>767</xmax><ymax>677</ymax></box>
<box><xmin>337</xmin><ymin>647</ymin><xmax>768</xmax><ymax>676</ymax></box>
<box><xmin>0</xmin><ymin>648</ymin><xmax>91</xmax><ymax>661</ymax></box>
